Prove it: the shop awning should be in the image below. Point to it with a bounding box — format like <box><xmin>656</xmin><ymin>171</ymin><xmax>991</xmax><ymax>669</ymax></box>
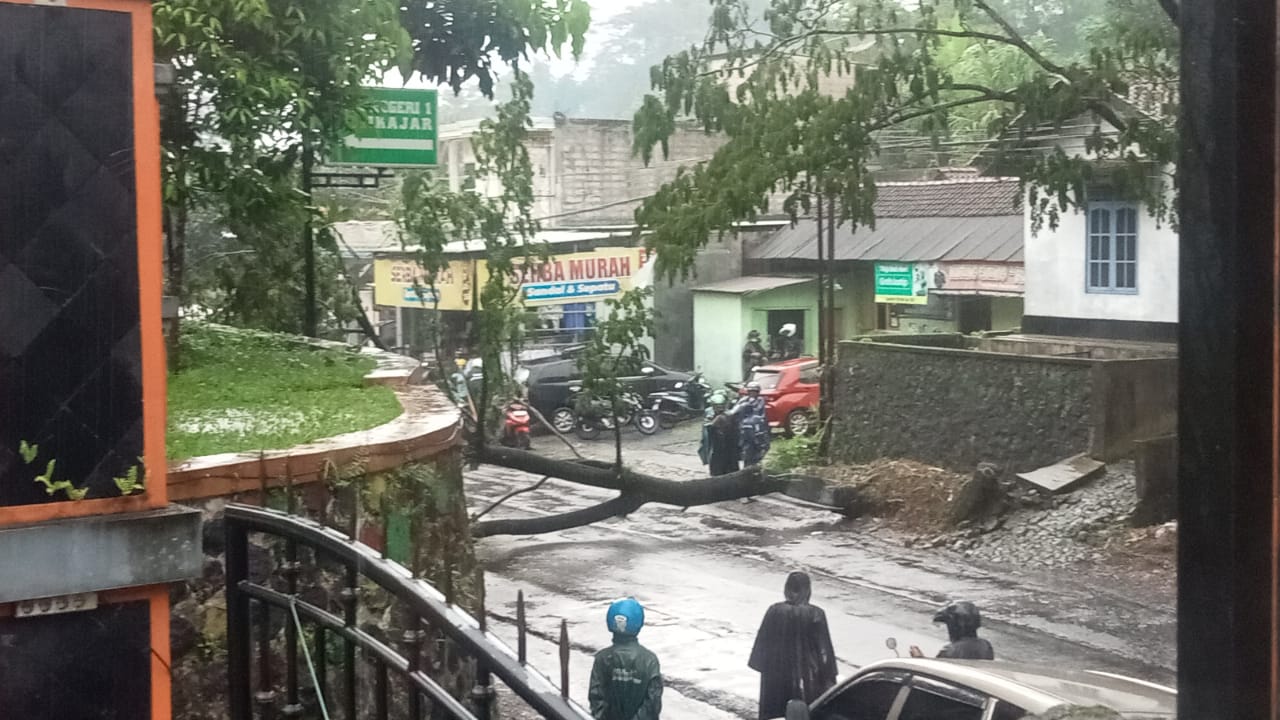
<box><xmin>692</xmin><ymin>275</ymin><xmax>814</xmax><ymax>294</ymax></box>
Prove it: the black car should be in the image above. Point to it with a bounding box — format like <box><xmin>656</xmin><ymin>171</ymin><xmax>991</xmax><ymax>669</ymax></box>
<box><xmin>522</xmin><ymin>354</ymin><xmax>691</xmax><ymax>434</ymax></box>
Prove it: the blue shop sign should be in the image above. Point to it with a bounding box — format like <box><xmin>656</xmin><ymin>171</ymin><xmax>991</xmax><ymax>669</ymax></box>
<box><xmin>402</xmin><ymin>286</ymin><xmax>439</xmax><ymax>304</ymax></box>
<box><xmin>523</xmin><ymin>279</ymin><xmax>621</xmax><ymax>303</ymax></box>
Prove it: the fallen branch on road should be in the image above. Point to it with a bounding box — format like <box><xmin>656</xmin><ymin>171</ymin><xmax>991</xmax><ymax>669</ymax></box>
<box><xmin>470</xmin><ymin>475</ymin><xmax>550</xmax><ymax>522</ymax></box>
<box><xmin>471</xmin><ymin>446</ymin><xmax>791</xmax><ymax>537</ymax></box>
<box><xmin>473</xmin><ymin>493</ymin><xmax>646</xmax><ymax>537</ymax></box>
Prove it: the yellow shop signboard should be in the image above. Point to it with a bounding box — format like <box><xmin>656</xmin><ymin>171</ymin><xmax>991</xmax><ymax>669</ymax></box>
<box><xmin>373</xmin><ymin>258</ymin><xmax>474</xmax><ymax>310</ymax></box>
<box><xmin>376</xmin><ymin>246</ymin><xmax>649</xmax><ymax>311</ymax></box>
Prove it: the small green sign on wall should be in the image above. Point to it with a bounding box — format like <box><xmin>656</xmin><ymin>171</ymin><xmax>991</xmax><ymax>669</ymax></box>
<box><xmin>874</xmin><ymin>262</ymin><xmax>929</xmax><ymax>305</ymax></box>
<box><xmin>330</xmin><ymin>87</ymin><xmax>438</xmax><ymax>167</ymax></box>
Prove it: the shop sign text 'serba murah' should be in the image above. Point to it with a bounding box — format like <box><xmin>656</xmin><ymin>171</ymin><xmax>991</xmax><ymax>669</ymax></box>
<box><xmin>374</xmin><ymin>247</ymin><xmax>648</xmax><ymax>311</ymax></box>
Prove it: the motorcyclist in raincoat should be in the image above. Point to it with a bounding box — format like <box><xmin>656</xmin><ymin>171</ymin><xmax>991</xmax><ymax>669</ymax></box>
<box><xmin>733</xmin><ymin>382</ymin><xmax>771</xmax><ymax>467</ymax></box>
<box><xmin>589</xmin><ymin>597</ymin><xmax>664</xmax><ymax>720</ymax></box>
<box><xmin>909</xmin><ymin>601</ymin><xmax>995</xmax><ymax>660</ymax></box>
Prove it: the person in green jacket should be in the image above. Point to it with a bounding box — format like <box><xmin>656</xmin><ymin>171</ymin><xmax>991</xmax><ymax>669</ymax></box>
<box><xmin>589</xmin><ymin>597</ymin><xmax>663</xmax><ymax>720</ymax></box>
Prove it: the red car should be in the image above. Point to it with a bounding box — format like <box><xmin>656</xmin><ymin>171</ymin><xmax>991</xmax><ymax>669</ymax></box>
<box><xmin>740</xmin><ymin>357</ymin><xmax>821</xmax><ymax>436</ymax></box>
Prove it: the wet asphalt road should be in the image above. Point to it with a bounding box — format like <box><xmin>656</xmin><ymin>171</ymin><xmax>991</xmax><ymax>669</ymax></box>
<box><xmin>467</xmin><ymin>425</ymin><xmax>1176</xmax><ymax>718</ymax></box>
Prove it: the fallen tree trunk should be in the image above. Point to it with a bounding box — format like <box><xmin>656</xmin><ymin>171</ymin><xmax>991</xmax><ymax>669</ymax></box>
<box><xmin>473</xmin><ymin>494</ymin><xmax>645</xmax><ymax>538</ymax></box>
<box><xmin>471</xmin><ymin>446</ymin><xmax>793</xmax><ymax>538</ymax></box>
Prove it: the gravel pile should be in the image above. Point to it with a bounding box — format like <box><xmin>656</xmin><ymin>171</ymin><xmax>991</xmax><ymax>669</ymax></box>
<box><xmin>921</xmin><ymin>461</ymin><xmax>1161</xmax><ymax>570</ymax></box>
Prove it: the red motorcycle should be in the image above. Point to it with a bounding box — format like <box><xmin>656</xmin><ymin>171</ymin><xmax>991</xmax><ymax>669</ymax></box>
<box><xmin>501</xmin><ymin>400</ymin><xmax>532</xmax><ymax>449</ymax></box>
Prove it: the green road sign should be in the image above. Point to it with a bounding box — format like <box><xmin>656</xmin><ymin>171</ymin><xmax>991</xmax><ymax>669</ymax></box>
<box><xmin>330</xmin><ymin>87</ymin><xmax>438</xmax><ymax>167</ymax></box>
<box><xmin>874</xmin><ymin>262</ymin><xmax>928</xmax><ymax>305</ymax></box>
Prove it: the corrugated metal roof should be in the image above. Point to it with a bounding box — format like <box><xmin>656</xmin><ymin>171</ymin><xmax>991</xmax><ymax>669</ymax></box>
<box><xmin>752</xmin><ymin>215</ymin><xmax>1024</xmax><ymax>263</ymax></box>
<box><xmin>692</xmin><ymin>275</ymin><xmax>814</xmax><ymax>294</ymax></box>
<box><xmin>748</xmin><ymin>178</ymin><xmax>1024</xmax><ymax>263</ymax></box>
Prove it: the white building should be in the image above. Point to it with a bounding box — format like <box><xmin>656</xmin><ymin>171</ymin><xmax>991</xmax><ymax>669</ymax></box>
<box><xmin>1017</xmin><ymin>123</ymin><xmax>1179</xmax><ymax>343</ymax></box>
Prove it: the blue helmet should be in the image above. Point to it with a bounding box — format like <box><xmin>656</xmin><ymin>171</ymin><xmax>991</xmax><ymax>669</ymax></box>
<box><xmin>606</xmin><ymin>597</ymin><xmax>645</xmax><ymax>636</ymax></box>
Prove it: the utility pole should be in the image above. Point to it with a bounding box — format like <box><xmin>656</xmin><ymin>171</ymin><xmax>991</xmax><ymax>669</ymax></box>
<box><xmin>302</xmin><ymin>138</ymin><xmax>317</xmax><ymax>337</ymax></box>
<box><xmin>815</xmin><ymin>185</ymin><xmax>826</xmax><ymax>373</ymax></box>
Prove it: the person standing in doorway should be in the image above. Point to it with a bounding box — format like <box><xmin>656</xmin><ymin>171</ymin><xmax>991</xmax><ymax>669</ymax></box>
<box><xmin>748</xmin><ymin>572</ymin><xmax>838</xmax><ymax>720</ymax></box>
<box><xmin>589</xmin><ymin>597</ymin><xmax>664</xmax><ymax>720</ymax></box>
<box><xmin>742</xmin><ymin>329</ymin><xmax>767</xmax><ymax>381</ymax></box>
<box><xmin>772</xmin><ymin>323</ymin><xmax>801</xmax><ymax>360</ymax></box>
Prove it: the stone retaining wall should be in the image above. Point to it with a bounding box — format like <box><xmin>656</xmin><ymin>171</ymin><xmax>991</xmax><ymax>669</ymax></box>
<box><xmin>831</xmin><ymin>337</ymin><xmax>1177</xmax><ymax>474</ymax></box>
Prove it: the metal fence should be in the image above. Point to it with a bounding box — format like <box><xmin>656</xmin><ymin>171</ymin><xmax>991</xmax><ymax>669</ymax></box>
<box><xmin>225</xmin><ymin>503</ymin><xmax>591</xmax><ymax>720</ymax></box>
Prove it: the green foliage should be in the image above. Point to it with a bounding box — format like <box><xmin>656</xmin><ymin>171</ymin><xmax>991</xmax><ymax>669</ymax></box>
<box><xmin>765</xmin><ymin>434</ymin><xmax>822</xmax><ymax>474</ymax></box>
<box><xmin>398</xmin><ymin>73</ymin><xmax>549</xmax><ymax>443</ymax></box>
<box><xmin>166</xmin><ymin>324</ymin><xmax>402</xmax><ymax>460</ymax></box>
<box><xmin>576</xmin><ymin>288</ymin><xmax>657</xmax><ymax>468</ymax></box>
<box><xmin>113</xmin><ymin>463</ymin><xmax>146</xmax><ymax>496</ymax></box>
<box><xmin>25</xmin><ymin>455</ymin><xmax>88</xmax><ymax>501</ymax></box>
<box><xmin>632</xmin><ymin>0</ymin><xmax>1179</xmax><ymax>282</ymax></box>
<box><xmin>18</xmin><ymin>440</ymin><xmax>38</xmax><ymax>465</ymax></box>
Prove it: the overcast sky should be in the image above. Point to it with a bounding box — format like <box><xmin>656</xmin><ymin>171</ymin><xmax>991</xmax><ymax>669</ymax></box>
<box><xmin>385</xmin><ymin>0</ymin><xmax>652</xmax><ymax>89</ymax></box>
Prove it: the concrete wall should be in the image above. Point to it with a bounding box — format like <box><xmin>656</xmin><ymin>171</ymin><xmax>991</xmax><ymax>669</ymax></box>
<box><xmin>1090</xmin><ymin>358</ymin><xmax>1179</xmax><ymax>461</ymax></box>
<box><xmin>693</xmin><ymin>292</ymin><xmax>747</xmax><ymax>386</ymax></box>
<box><xmin>831</xmin><ymin>337</ymin><xmax>1178</xmax><ymax>472</ymax></box>
<box><xmin>991</xmin><ymin>297</ymin><xmax>1024</xmax><ymax>330</ymax></box>
<box><xmin>1024</xmin><ymin>193</ymin><xmax>1179</xmax><ymax>325</ymax></box>
<box><xmin>551</xmin><ymin>119</ymin><xmax>725</xmax><ymax>226</ymax></box>
<box><xmin>653</xmin><ymin>238</ymin><xmax>745</xmax><ymax>371</ymax></box>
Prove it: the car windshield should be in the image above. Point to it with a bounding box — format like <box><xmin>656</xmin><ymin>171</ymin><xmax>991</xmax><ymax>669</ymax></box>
<box><xmin>748</xmin><ymin>369</ymin><xmax>782</xmax><ymax>390</ymax></box>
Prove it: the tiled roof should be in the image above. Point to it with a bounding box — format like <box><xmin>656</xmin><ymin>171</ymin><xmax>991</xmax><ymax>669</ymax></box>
<box><xmin>872</xmin><ymin>178</ymin><xmax>1022</xmax><ymax>218</ymax></box>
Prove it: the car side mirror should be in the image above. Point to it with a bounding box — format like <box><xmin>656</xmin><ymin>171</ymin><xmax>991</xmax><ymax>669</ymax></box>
<box><xmin>785</xmin><ymin>699</ymin><xmax>811</xmax><ymax>720</ymax></box>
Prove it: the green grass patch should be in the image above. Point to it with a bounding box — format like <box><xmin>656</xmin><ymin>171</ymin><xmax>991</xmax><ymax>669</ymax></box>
<box><xmin>167</xmin><ymin>324</ymin><xmax>403</xmax><ymax>460</ymax></box>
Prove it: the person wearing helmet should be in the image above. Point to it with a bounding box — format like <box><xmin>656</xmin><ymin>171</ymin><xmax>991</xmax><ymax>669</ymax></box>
<box><xmin>589</xmin><ymin>597</ymin><xmax>663</xmax><ymax>720</ymax></box>
<box><xmin>748</xmin><ymin>572</ymin><xmax>837</xmax><ymax>720</ymax></box>
<box><xmin>742</xmin><ymin>329</ymin><xmax>767</xmax><ymax>381</ymax></box>
<box><xmin>909</xmin><ymin>601</ymin><xmax>994</xmax><ymax>660</ymax></box>
<box><xmin>733</xmin><ymin>382</ymin><xmax>771</xmax><ymax>467</ymax></box>
<box><xmin>702</xmin><ymin>392</ymin><xmax>740</xmax><ymax>476</ymax></box>
<box><xmin>771</xmin><ymin>323</ymin><xmax>801</xmax><ymax>361</ymax></box>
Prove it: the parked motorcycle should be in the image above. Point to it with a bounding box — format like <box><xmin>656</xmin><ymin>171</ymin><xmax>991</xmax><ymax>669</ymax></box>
<box><xmin>500</xmin><ymin>400</ymin><xmax>532</xmax><ymax>449</ymax></box>
<box><xmin>574</xmin><ymin>391</ymin><xmax>659</xmax><ymax>440</ymax></box>
<box><xmin>648</xmin><ymin>373</ymin><xmax>713</xmax><ymax>429</ymax></box>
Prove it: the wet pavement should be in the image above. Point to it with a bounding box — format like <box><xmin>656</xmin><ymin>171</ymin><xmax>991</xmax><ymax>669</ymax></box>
<box><xmin>467</xmin><ymin>425</ymin><xmax>1176</xmax><ymax>718</ymax></box>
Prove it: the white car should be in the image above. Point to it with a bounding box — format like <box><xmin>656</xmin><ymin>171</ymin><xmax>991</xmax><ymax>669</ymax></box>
<box><xmin>787</xmin><ymin>658</ymin><xmax>1175</xmax><ymax>720</ymax></box>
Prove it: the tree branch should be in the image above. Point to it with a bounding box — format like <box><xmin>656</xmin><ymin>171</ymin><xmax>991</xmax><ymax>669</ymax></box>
<box><xmin>476</xmin><ymin>446</ymin><xmax>789</xmax><ymax>506</ymax></box>
<box><xmin>971</xmin><ymin>0</ymin><xmax>1072</xmax><ymax>80</ymax></box>
<box><xmin>471</xmin><ymin>475</ymin><xmax>550</xmax><ymax>522</ymax></box>
<box><xmin>473</xmin><ymin>493</ymin><xmax>645</xmax><ymax>538</ymax></box>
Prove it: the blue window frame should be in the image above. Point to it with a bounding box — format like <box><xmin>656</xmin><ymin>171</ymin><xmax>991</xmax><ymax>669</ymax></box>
<box><xmin>1086</xmin><ymin>201</ymin><xmax>1139</xmax><ymax>293</ymax></box>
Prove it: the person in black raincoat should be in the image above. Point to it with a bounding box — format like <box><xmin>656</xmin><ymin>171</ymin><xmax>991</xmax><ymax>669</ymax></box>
<box><xmin>748</xmin><ymin>572</ymin><xmax>838</xmax><ymax>720</ymax></box>
<box><xmin>742</xmin><ymin>330</ymin><xmax>767</xmax><ymax>381</ymax></box>
<box><xmin>703</xmin><ymin>393</ymin><xmax>740</xmax><ymax>476</ymax></box>
<box><xmin>909</xmin><ymin>601</ymin><xmax>994</xmax><ymax>660</ymax></box>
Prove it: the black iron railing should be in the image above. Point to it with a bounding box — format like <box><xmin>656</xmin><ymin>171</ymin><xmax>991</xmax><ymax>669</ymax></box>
<box><xmin>225</xmin><ymin>503</ymin><xmax>590</xmax><ymax>720</ymax></box>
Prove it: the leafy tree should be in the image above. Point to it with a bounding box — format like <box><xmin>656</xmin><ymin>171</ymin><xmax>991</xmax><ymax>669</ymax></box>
<box><xmin>629</xmin><ymin>0</ymin><xmax>1176</xmax><ymax>453</ymax></box>
<box><xmin>576</xmin><ymin>289</ymin><xmax>657</xmax><ymax>473</ymax></box>
<box><xmin>633</xmin><ymin>0</ymin><xmax>1178</xmax><ymax>283</ymax></box>
<box><xmin>154</xmin><ymin>0</ymin><xmax>592</xmax><ymax>344</ymax></box>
